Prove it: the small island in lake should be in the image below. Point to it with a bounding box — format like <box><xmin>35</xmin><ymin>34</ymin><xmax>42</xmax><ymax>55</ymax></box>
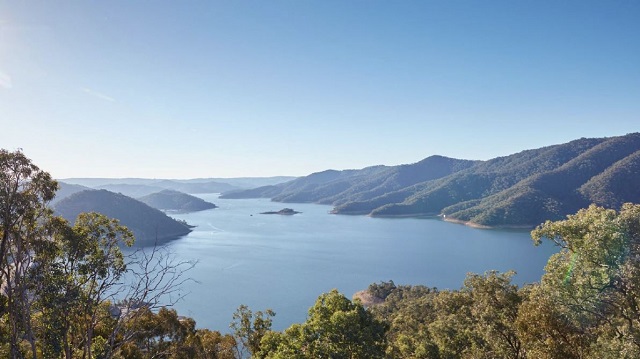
<box><xmin>260</xmin><ymin>208</ymin><xmax>301</xmax><ymax>215</ymax></box>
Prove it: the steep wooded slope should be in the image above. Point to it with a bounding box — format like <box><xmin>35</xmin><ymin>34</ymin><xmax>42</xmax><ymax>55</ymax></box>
<box><xmin>54</xmin><ymin>190</ymin><xmax>192</xmax><ymax>245</ymax></box>
<box><xmin>221</xmin><ymin>156</ymin><xmax>476</xmax><ymax>206</ymax></box>
<box><xmin>222</xmin><ymin>133</ymin><xmax>640</xmax><ymax>227</ymax></box>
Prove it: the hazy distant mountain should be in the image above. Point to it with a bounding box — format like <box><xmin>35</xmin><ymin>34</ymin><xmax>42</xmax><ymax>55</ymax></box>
<box><xmin>223</xmin><ymin>133</ymin><xmax>640</xmax><ymax>228</ymax></box>
<box><xmin>54</xmin><ymin>190</ymin><xmax>192</xmax><ymax>246</ymax></box>
<box><xmin>151</xmin><ymin>180</ymin><xmax>238</xmax><ymax>194</ymax></box>
<box><xmin>96</xmin><ymin>184</ymin><xmax>165</xmax><ymax>198</ymax></box>
<box><xmin>59</xmin><ymin>176</ymin><xmax>297</xmax><ymax>193</ymax></box>
<box><xmin>138</xmin><ymin>190</ymin><xmax>217</xmax><ymax>212</ymax></box>
<box><xmin>52</xmin><ymin>182</ymin><xmax>91</xmax><ymax>205</ymax></box>
<box><xmin>174</xmin><ymin>177</ymin><xmax>298</xmax><ymax>189</ymax></box>
<box><xmin>61</xmin><ymin>176</ymin><xmax>296</xmax><ymax>193</ymax></box>
<box><xmin>59</xmin><ymin>178</ymin><xmax>158</xmax><ymax>187</ymax></box>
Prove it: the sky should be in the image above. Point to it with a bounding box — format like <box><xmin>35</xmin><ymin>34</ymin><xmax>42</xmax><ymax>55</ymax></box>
<box><xmin>1</xmin><ymin>1</ymin><xmax>639</xmax><ymax>179</ymax></box>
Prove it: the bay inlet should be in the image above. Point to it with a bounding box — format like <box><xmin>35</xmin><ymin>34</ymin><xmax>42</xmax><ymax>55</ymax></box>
<box><xmin>152</xmin><ymin>194</ymin><xmax>557</xmax><ymax>332</ymax></box>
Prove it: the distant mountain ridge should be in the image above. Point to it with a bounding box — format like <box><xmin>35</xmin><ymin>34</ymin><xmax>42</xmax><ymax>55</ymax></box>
<box><xmin>60</xmin><ymin>176</ymin><xmax>297</xmax><ymax>192</ymax></box>
<box><xmin>52</xmin><ymin>182</ymin><xmax>91</xmax><ymax>205</ymax></box>
<box><xmin>222</xmin><ymin>133</ymin><xmax>640</xmax><ymax>228</ymax></box>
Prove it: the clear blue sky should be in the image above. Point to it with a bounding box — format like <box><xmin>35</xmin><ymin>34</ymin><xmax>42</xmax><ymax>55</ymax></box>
<box><xmin>1</xmin><ymin>1</ymin><xmax>638</xmax><ymax>179</ymax></box>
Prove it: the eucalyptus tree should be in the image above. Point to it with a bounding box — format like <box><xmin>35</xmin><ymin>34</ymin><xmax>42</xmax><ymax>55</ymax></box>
<box><xmin>30</xmin><ymin>212</ymin><xmax>134</xmax><ymax>359</ymax></box>
<box><xmin>0</xmin><ymin>149</ymin><xmax>58</xmax><ymax>359</ymax></box>
<box><xmin>1</xmin><ymin>150</ymin><xmax>195</xmax><ymax>359</ymax></box>
<box><xmin>258</xmin><ymin>289</ymin><xmax>387</xmax><ymax>359</ymax></box>
<box><xmin>230</xmin><ymin>305</ymin><xmax>275</xmax><ymax>358</ymax></box>
<box><xmin>520</xmin><ymin>204</ymin><xmax>640</xmax><ymax>358</ymax></box>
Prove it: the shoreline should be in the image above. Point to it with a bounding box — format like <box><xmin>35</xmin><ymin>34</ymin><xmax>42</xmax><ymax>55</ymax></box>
<box><xmin>442</xmin><ymin>217</ymin><xmax>492</xmax><ymax>229</ymax></box>
<box><xmin>234</xmin><ymin>198</ymin><xmax>535</xmax><ymax>230</ymax></box>
<box><xmin>368</xmin><ymin>213</ymin><xmax>440</xmax><ymax>219</ymax></box>
<box><xmin>368</xmin><ymin>212</ymin><xmax>534</xmax><ymax>230</ymax></box>
<box><xmin>443</xmin><ymin>217</ymin><xmax>533</xmax><ymax>230</ymax></box>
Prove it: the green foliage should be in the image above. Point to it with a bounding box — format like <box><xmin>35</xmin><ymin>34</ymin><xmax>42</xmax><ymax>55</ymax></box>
<box><xmin>370</xmin><ymin>272</ymin><xmax>525</xmax><ymax>359</ymax></box>
<box><xmin>230</xmin><ymin>305</ymin><xmax>275</xmax><ymax>358</ymax></box>
<box><xmin>1</xmin><ymin>149</ymin><xmax>59</xmax><ymax>358</ymax></box>
<box><xmin>119</xmin><ymin>307</ymin><xmax>236</xmax><ymax>359</ymax></box>
<box><xmin>1</xmin><ymin>150</ymin><xmax>200</xmax><ymax>359</ymax></box>
<box><xmin>525</xmin><ymin>203</ymin><xmax>640</xmax><ymax>357</ymax></box>
<box><xmin>28</xmin><ymin>212</ymin><xmax>134</xmax><ymax>358</ymax></box>
<box><xmin>258</xmin><ymin>289</ymin><xmax>387</xmax><ymax>359</ymax></box>
<box><xmin>367</xmin><ymin>280</ymin><xmax>397</xmax><ymax>300</ymax></box>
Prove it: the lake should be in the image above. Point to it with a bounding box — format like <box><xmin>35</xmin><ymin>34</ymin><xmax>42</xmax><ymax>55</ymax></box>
<box><xmin>149</xmin><ymin>194</ymin><xmax>557</xmax><ymax>332</ymax></box>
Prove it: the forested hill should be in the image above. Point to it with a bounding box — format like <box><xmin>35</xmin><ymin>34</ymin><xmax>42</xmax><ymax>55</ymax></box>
<box><xmin>54</xmin><ymin>189</ymin><xmax>192</xmax><ymax>245</ymax></box>
<box><xmin>222</xmin><ymin>133</ymin><xmax>640</xmax><ymax>227</ymax></box>
<box><xmin>138</xmin><ymin>189</ymin><xmax>217</xmax><ymax>212</ymax></box>
<box><xmin>221</xmin><ymin>156</ymin><xmax>477</xmax><ymax>203</ymax></box>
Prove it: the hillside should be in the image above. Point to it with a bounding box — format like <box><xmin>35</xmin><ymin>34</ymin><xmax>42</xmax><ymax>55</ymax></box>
<box><xmin>223</xmin><ymin>133</ymin><xmax>640</xmax><ymax>227</ymax></box>
<box><xmin>138</xmin><ymin>190</ymin><xmax>217</xmax><ymax>212</ymax></box>
<box><xmin>54</xmin><ymin>189</ymin><xmax>192</xmax><ymax>246</ymax></box>
<box><xmin>221</xmin><ymin>156</ymin><xmax>477</xmax><ymax>204</ymax></box>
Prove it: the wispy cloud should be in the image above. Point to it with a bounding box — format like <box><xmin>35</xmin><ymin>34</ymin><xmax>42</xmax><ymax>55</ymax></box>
<box><xmin>0</xmin><ymin>71</ymin><xmax>13</xmax><ymax>89</ymax></box>
<box><xmin>81</xmin><ymin>87</ymin><xmax>116</xmax><ymax>102</ymax></box>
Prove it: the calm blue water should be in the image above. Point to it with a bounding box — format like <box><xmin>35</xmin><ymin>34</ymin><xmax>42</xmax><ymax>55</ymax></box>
<box><xmin>150</xmin><ymin>194</ymin><xmax>557</xmax><ymax>332</ymax></box>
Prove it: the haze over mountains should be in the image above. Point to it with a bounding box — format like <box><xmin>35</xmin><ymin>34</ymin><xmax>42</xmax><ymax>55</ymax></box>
<box><xmin>53</xmin><ymin>177</ymin><xmax>294</xmax><ymax>245</ymax></box>
<box><xmin>60</xmin><ymin>177</ymin><xmax>296</xmax><ymax>194</ymax></box>
<box><xmin>53</xmin><ymin>134</ymin><xmax>640</xmax><ymax>232</ymax></box>
<box><xmin>223</xmin><ymin>133</ymin><xmax>640</xmax><ymax>228</ymax></box>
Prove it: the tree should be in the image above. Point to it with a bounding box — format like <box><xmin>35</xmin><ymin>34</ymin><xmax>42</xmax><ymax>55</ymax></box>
<box><xmin>30</xmin><ymin>212</ymin><xmax>134</xmax><ymax>359</ymax></box>
<box><xmin>118</xmin><ymin>307</ymin><xmax>236</xmax><ymax>359</ymax></box>
<box><xmin>370</xmin><ymin>273</ymin><xmax>524</xmax><ymax>359</ymax></box>
<box><xmin>0</xmin><ymin>149</ymin><xmax>196</xmax><ymax>359</ymax></box>
<box><xmin>259</xmin><ymin>289</ymin><xmax>387</xmax><ymax>359</ymax></box>
<box><xmin>230</xmin><ymin>304</ymin><xmax>275</xmax><ymax>358</ymax></box>
<box><xmin>367</xmin><ymin>280</ymin><xmax>396</xmax><ymax>301</ymax></box>
<box><xmin>106</xmin><ymin>243</ymin><xmax>197</xmax><ymax>357</ymax></box>
<box><xmin>522</xmin><ymin>203</ymin><xmax>640</xmax><ymax>358</ymax></box>
<box><xmin>516</xmin><ymin>283</ymin><xmax>591</xmax><ymax>359</ymax></box>
<box><xmin>195</xmin><ymin>328</ymin><xmax>236</xmax><ymax>359</ymax></box>
<box><xmin>370</xmin><ymin>285</ymin><xmax>439</xmax><ymax>359</ymax></box>
<box><xmin>0</xmin><ymin>149</ymin><xmax>58</xmax><ymax>359</ymax></box>
<box><xmin>463</xmin><ymin>271</ymin><xmax>525</xmax><ymax>359</ymax></box>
